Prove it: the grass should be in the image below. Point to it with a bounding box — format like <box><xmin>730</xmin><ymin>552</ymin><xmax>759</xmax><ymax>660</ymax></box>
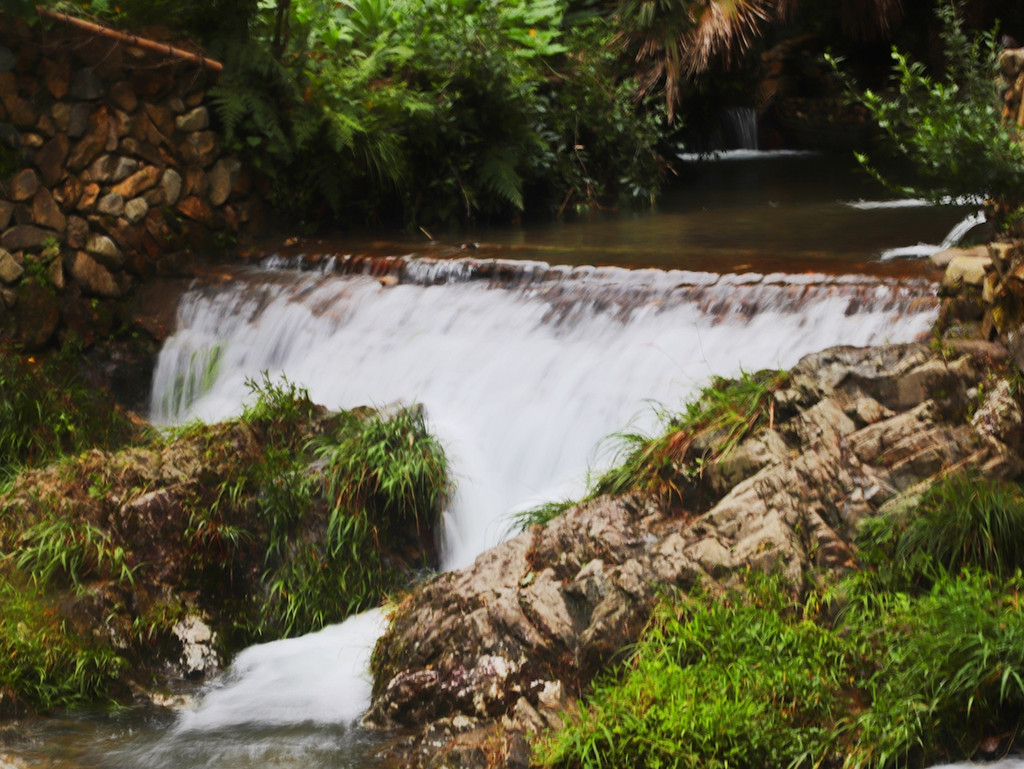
<box><xmin>0</xmin><ymin>345</ymin><xmax>135</xmax><ymax>480</ymax></box>
<box><xmin>512</xmin><ymin>369</ymin><xmax>788</xmax><ymax>532</ymax></box>
<box><xmin>535</xmin><ymin>471</ymin><xmax>1024</xmax><ymax>769</ymax></box>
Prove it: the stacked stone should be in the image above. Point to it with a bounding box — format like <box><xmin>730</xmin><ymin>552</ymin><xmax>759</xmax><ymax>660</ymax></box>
<box><xmin>0</xmin><ymin>14</ymin><xmax>258</xmax><ymax>349</ymax></box>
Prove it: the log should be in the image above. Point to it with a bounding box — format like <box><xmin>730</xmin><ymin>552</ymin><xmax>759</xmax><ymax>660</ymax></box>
<box><xmin>35</xmin><ymin>7</ymin><xmax>224</xmax><ymax>73</ymax></box>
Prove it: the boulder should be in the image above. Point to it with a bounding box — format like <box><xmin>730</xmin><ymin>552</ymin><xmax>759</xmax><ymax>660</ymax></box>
<box><xmin>108</xmin><ymin>81</ymin><xmax>138</xmax><ymax>113</ymax></box>
<box><xmin>96</xmin><ymin>193</ymin><xmax>125</xmax><ymax>217</ymax></box>
<box><xmin>111</xmin><ymin>165</ymin><xmax>161</xmax><ymax>199</ymax></box>
<box><xmin>69</xmin><ymin>67</ymin><xmax>104</xmax><ymax>101</ymax></box>
<box><xmin>85</xmin><ymin>154</ymin><xmax>139</xmax><ymax>184</ymax></box>
<box><xmin>70</xmin><ymin>250</ymin><xmax>121</xmax><ymax>297</ymax></box>
<box><xmin>124</xmin><ymin>197</ymin><xmax>149</xmax><ymax>224</ymax></box>
<box><xmin>85</xmin><ymin>233</ymin><xmax>123</xmax><ymax>269</ymax></box>
<box><xmin>160</xmin><ymin>168</ymin><xmax>182</xmax><ymax>206</ymax></box>
<box><xmin>942</xmin><ymin>253</ymin><xmax>992</xmax><ymax>289</ymax></box>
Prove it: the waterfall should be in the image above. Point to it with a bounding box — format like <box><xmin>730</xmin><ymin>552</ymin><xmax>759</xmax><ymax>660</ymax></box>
<box><xmin>152</xmin><ymin>258</ymin><xmax>938</xmax><ymax>569</ymax></box>
<box><xmin>721</xmin><ymin>106</ymin><xmax>759</xmax><ymax>150</ymax></box>
<box><xmin>143</xmin><ymin>258</ymin><xmax>938</xmax><ymax>752</ymax></box>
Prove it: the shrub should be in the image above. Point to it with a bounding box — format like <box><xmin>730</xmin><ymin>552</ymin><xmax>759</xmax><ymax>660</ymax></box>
<box><xmin>831</xmin><ymin>2</ymin><xmax>1024</xmax><ymax>224</ymax></box>
<box><xmin>0</xmin><ymin>347</ymin><xmax>135</xmax><ymax>480</ymax></box>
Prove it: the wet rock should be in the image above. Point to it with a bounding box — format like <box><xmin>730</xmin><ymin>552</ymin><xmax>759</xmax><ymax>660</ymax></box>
<box><xmin>172</xmin><ymin>616</ymin><xmax>220</xmax><ymax>679</ymax></box>
<box><xmin>34</xmin><ymin>134</ymin><xmax>69</xmax><ymax>186</ymax></box>
<box><xmin>96</xmin><ymin>192</ymin><xmax>125</xmax><ymax>217</ymax></box>
<box><xmin>111</xmin><ymin>165</ymin><xmax>161</xmax><ymax>198</ymax></box>
<box><xmin>208</xmin><ymin>157</ymin><xmax>241</xmax><ymax>206</ymax></box>
<box><xmin>85</xmin><ymin>233</ymin><xmax>123</xmax><ymax>269</ymax></box>
<box><xmin>0</xmin><ymin>201</ymin><xmax>12</xmax><ymax>231</ymax></box>
<box><xmin>124</xmin><ymin>197</ymin><xmax>149</xmax><ymax>224</ymax></box>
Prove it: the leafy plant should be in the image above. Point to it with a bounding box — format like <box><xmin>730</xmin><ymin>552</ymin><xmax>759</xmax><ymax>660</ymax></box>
<box><xmin>0</xmin><ymin>574</ymin><xmax>125</xmax><ymax>712</ymax></box>
<box><xmin>15</xmin><ymin>519</ymin><xmax>136</xmax><ymax>589</ymax></box>
<box><xmin>831</xmin><ymin>2</ymin><xmax>1024</xmax><ymax>225</ymax></box>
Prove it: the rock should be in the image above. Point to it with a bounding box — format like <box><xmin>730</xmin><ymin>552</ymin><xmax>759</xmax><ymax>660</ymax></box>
<box><xmin>85</xmin><ymin>234</ymin><xmax>123</xmax><ymax>269</ymax></box>
<box><xmin>70</xmin><ymin>250</ymin><xmax>121</xmax><ymax>297</ymax></box>
<box><xmin>7</xmin><ymin>168</ymin><xmax>39</xmax><ymax>201</ymax></box>
<box><xmin>8</xmin><ymin>279</ymin><xmax>59</xmax><ymax>349</ymax></box>
<box><xmin>78</xmin><ymin>182</ymin><xmax>101</xmax><ymax>211</ymax></box>
<box><xmin>40</xmin><ymin>56</ymin><xmax>71</xmax><ymax>100</ymax></box>
<box><xmin>108</xmin><ymin>81</ymin><xmax>138</xmax><ymax>113</ymax></box>
<box><xmin>85</xmin><ymin>154</ymin><xmax>139</xmax><ymax>184</ymax></box>
<box><xmin>111</xmin><ymin>165</ymin><xmax>161</xmax><ymax>198</ymax></box>
<box><xmin>34</xmin><ymin>133</ymin><xmax>69</xmax><ymax>186</ymax></box>
<box><xmin>143</xmin><ymin>103</ymin><xmax>175</xmax><ymax>138</ymax></box>
<box><xmin>172</xmin><ymin>616</ymin><xmax>220</xmax><ymax>679</ymax></box>
<box><xmin>942</xmin><ymin>253</ymin><xmax>992</xmax><ymax>289</ymax></box>
<box><xmin>366</xmin><ymin>342</ymin><xmax>1012</xmax><ymax>767</ymax></box>
<box><xmin>69</xmin><ymin>67</ymin><xmax>104</xmax><ymax>100</ymax></box>
<box><xmin>208</xmin><ymin>157</ymin><xmax>241</xmax><ymax>206</ymax></box>
<box><xmin>0</xmin><ymin>201</ymin><xmax>12</xmax><ymax>230</ymax></box>
<box><xmin>48</xmin><ymin>255</ymin><xmax>65</xmax><ymax>291</ymax></box>
<box><xmin>1001</xmin><ymin>48</ymin><xmax>1024</xmax><ymax>79</ymax></box>
<box><xmin>124</xmin><ymin>197</ymin><xmax>149</xmax><ymax>224</ymax></box>
<box><xmin>30</xmin><ymin>187</ymin><xmax>66</xmax><ymax>233</ymax></box>
<box><xmin>0</xmin><ymin>46</ymin><xmax>14</xmax><ymax>72</ymax></box>
<box><xmin>0</xmin><ymin>249</ymin><xmax>23</xmax><ymax>284</ymax></box>
<box><xmin>65</xmin><ymin>216</ymin><xmax>89</xmax><ymax>249</ymax></box>
<box><xmin>175</xmin><ymin>106</ymin><xmax>210</xmax><ymax>133</ymax></box>
<box><xmin>181</xmin><ymin>131</ymin><xmax>218</xmax><ymax>167</ymax></box>
<box><xmin>176</xmin><ymin>196</ymin><xmax>213</xmax><ymax>225</ymax></box>
<box><xmin>96</xmin><ymin>193</ymin><xmax>125</xmax><ymax>217</ymax></box>
<box><xmin>931</xmin><ymin>244</ymin><xmax>989</xmax><ymax>270</ymax></box>
<box><xmin>67</xmin><ymin>107</ymin><xmax>113</xmax><ymax>170</ymax></box>
<box><xmin>161</xmin><ymin>168</ymin><xmax>182</xmax><ymax>206</ymax></box>
<box><xmin>0</xmin><ymin>225</ymin><xmax>53</xmax><ymax>252</ymax></box>
<box><xmin>67</xmin><ymin>102</ymin><xmax>91</xmax><ymax>138</ymax></box>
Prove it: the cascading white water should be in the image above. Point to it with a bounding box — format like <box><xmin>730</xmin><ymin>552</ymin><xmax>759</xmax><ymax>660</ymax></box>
<box><xmin>877</xmin><ymin>208</ymin><xmax>986</xmax><ymax>260</ymax></box>
<box><xmin>143</xmin><ymin>258</ymin><xmax>939</xmax><ymax>755</ymax></box>
<box><xmin>152</xmin><ymin>260</ymin><xmax>939</xmax><ymax>569</ymax></box>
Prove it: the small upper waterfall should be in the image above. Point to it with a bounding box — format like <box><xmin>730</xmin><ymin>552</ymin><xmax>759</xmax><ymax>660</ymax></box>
<box><xmin>151</xmin><ymin>257</ymin><xmax>938</xmax><ymax>571</ymax></box>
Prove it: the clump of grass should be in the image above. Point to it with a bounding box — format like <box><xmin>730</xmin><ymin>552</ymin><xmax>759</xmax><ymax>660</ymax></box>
<box><xmin>856</xmin><ymin>471</ymin><xmax>1024</xmax><ymax>592</ymax></box>
<box><xmin>535</xmin><ymin>569</ymin><xmax>1024</xmax><ymax>769</ymax></box>
<box><xmin>14</xmin><ymin>519</ymin><xmax>136</xmax><ymax>590</ymax></box>
<box><xmin>536</xmin><ymin>573</ymin><xmax>851</xmax><ymax>769</ymax></box>
<box><xmin>0</xmin><ymin>574</ymin><xmax>125</xmax><ymax>712</ymax></box>
<box><xmin>508</xmin><ymin>498</ymin><xmax>578</xmax><ymax>534</ymax></box>
<box><xmin>0</xmin><ymin>345</ymin><xmax>135</xmax><ymax>479</ymax></box>
<box><xmin>592</xmin><ymin>369</ymin><xmax>788</xmax><ymax>505</ymax></box>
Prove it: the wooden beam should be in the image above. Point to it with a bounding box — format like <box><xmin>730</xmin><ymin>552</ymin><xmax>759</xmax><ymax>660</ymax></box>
<box><xmin>35</xmin><ymin>6</ymin><xmax>224</xmax><ymax>73</ymax></box>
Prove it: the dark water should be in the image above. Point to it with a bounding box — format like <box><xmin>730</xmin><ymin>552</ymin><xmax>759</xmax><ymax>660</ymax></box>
<box><xmin>293</xmin><ymin>150</ymin><xmax>976</xmax><ymax>278</ymax></box>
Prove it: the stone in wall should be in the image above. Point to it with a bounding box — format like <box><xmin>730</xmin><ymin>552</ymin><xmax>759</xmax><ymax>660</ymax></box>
<box><xmin>0</xmin><ymin>11</ymin><xmax>263</xmax><ymax>352</ymax></box>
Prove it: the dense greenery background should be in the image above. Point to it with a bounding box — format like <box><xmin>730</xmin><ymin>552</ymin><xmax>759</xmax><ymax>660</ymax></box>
<box><xmin>25</xmin><ymin>0</ymin><xmax>1023</xmax><ymax>231</ymax></box>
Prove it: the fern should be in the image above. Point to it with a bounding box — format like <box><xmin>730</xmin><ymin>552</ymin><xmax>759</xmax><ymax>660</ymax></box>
<box><xmin>479</xmin><ymin>148</ymin><xmax>525</xmax><ymax>211</ymax></box>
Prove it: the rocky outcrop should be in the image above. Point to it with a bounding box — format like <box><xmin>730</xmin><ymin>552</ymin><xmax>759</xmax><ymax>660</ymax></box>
<box><xmin>0</xmin><ymin>13</ymin><xmax>262</xmax><ymax>350</ymax></box>
<box><xmin>367</xmin><ymin>341</ymin><xmax>1023</xmax><ymax>768</ymax></box>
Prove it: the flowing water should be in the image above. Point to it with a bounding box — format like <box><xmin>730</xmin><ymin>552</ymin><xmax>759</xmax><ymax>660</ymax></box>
<box><xmin>2</xmin><ymin>152</ymin><xmax>1010</xmax><ymax>768</ymax></box>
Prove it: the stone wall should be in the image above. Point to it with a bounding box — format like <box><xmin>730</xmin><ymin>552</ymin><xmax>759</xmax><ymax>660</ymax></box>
<box><xmin>0</xmin><ymin>13</ymin><xmax>261</xmax><ymax>350</ymax></box>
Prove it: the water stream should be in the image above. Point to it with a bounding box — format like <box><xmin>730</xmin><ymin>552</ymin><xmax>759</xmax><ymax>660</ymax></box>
<box><xmin>2</xmin><ymin>151</ymin><xmax>1009</xmax><ymax>768</ymax></box>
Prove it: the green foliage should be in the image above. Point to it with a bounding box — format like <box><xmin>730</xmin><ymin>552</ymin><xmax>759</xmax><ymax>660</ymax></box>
<box><xmin>0</xmin><ymin>574</ymin><xmax>125</xmax><ymax>712</ymax></box>
<box><xmin>537</xmin><ymin>574</ymin><xmax>851</xmax><ymax>769</ymax></box>
<box><xmin>591</xmin><ymin>369</ymin><xmax>787</xmax><ymax>505</ymax></box>
<box><xmin>855</xmin><ymin>471</ymin><xmax>1024</xmax><ymax>592</ymax></box>
<box><xmin>535</xmin><ymin>569</ymin><xmax>1024</xmax><ymax>769</ymax></box>
<box><xmin>14</xmin><ymin>519</ymin><xmax>136</xmax><ymax>589</ymax></box>
<box><xmin>508</xmin><ymin>498</ymin><xmax>578</xmax><ymax>533</ymax></box>
<box><xmin>832</xmin><ymin>2</ymin><xmax>1024</xmax><ymax>219</ymax></box>
<box><xmin>0</xmin><ymin>347</ymin><xmax>135</xmax><ymax>480</ymax></box>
